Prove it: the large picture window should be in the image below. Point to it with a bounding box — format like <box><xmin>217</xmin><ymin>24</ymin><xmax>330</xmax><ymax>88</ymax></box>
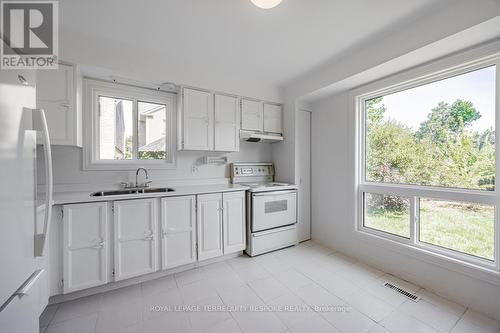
<box><xmin>357</xmin><ymin>57</ymin><xmax>499</xmax><ymax>270</ymax></box>
<box><xmin>84</xmin><ymin>79</ymin><xmax>176</xmax><ymax>170</ymax></box>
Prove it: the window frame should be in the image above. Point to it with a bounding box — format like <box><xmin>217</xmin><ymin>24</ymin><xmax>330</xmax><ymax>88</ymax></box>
<box><xmin>83</xmin><ymin>78</ymin><xmax>177</xmax><ymax>170</ymax></box>
<box><xmin>354</xmin><ymin>54</ymin><xmax>500</xmax><ymax>275</ymax></box>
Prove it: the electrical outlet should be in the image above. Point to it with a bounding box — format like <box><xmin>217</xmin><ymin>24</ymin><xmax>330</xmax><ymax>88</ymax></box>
<box><xmin>191</xmin><ymin>165</ymin><xmax>199</xmax><ymax>174</ymax></box>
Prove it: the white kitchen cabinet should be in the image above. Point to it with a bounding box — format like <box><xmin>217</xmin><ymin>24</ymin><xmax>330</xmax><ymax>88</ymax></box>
<box><xmin>36</xmin><ymin>63</ymin><xmax>82</xmax><ymax>146</ymax></box>
<box><xmin>222</xmin><ymin>191</ymin><xmax>246</xmax><ymax>254</ymax></box>
<box><xmin>181</xmin><ymin>87</ymin><xmax>214</xmax><ymax>151</ymax></box>
<box><xmin>63</xmin><ymin>202</ymin><xmax>108</xmax><ymax>293</ymax></box>
<box><xmin>113</xmin><ymin>199</ymin><xmax>158</xmax><ymax>281</ymax></box>
<box><xmin>214</xmin><ymin>93</ymin><xmax>240</xmax><ymax>151</ymax></box>
<box><xmin>241</xmin><ymin>99</ymin><xmax>264</xmax><ymax>132</ymax></box>
<box><xmin>161</xmin><ymin>196</ymin><xmax>196</xmax><ymax>269</ymax></box>
<box><xmin>263</xmin><ymin>103</ymin><xmax>283</xmax><ymax>134</ymax></box>
<box><xmin>197</xmin><ymin>193</ymin><xmax>223</xmax><ymax>261</ymax></box>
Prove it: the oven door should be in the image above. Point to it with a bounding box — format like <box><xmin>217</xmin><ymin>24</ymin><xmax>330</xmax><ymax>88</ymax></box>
<box><xmin>251</xmin><ymin>190</ymin><xmax>297</xmax><ymax>232</ymax></box>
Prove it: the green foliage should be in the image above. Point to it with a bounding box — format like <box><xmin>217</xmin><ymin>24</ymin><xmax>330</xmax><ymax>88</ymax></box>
<box><xmin>366</xmin><ymin>97</ymin><xmax>495</xmax><ymax>193</ymax></box>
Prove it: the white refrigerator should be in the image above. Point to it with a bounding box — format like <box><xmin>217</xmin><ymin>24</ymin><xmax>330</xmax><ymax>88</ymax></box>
<box><xmin>0</xmin><ymin>70</ymin><xmax>53</xmax><ymax>333</ymax></box>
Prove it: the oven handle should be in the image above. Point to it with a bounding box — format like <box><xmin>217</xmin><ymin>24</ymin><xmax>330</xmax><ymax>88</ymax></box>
<box><xmin>252</xmin><ymin>190</ymin><xmax>297</xmax><ymax>197</ymax></box>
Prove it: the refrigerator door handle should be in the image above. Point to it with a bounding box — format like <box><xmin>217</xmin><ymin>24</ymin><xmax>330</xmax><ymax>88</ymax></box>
<box><xmin>33</xmin><ymin>109</ymin><xmax>53</xmax><ymax>257</ymax></box>
<box><xmin>0</xmin><ymin>269</ymin><xmax>44</xmax><ymax>313</ymax></box>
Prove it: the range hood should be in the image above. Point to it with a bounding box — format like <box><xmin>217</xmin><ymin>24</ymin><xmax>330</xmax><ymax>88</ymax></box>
<box><xmin>240</xmin><ymin>130</ymin><xmax>283</xmax><ymax>143</ymax></box>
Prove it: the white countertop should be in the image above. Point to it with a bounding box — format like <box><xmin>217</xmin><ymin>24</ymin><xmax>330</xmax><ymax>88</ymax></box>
<box><xmin>49</xmin><ymin>184</ymin><xmax>249</xmax><ymax>205</ymax></box>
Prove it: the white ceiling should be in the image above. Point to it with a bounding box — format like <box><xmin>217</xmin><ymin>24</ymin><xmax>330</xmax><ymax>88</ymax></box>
<box><xmin>60</xmin><ymin>0</ymin><xmax>445</xmax><ymax>90</ymax></box>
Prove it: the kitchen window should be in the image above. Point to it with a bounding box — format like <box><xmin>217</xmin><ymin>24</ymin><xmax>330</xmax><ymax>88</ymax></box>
<box><xmin>83</xmin><ymin>79</ymin><xmax>176</xmax><ymax>170</ymax></box>
<box><xmin>356</xmin><ymin>56</ymin><xmax>500</xmax><ymax>271</ymax></box>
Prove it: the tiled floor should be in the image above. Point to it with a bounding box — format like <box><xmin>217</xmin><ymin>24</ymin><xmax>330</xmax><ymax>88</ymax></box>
<box><xmin>39</xmin><ymin>241</ymin><xmax>500</xmax><ymax>333</ymax></box>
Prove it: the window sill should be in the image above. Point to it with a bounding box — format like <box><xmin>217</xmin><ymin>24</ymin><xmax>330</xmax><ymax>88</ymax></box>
<box><xmin>82</xmin><ymin>160</ymin><xmax>177</xmax><ymax>171</ymax></box>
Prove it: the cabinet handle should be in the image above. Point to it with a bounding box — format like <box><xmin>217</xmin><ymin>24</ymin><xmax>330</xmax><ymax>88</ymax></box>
<box><xmin>144</xmin><ymin>236</ymin><xmax>154</xmax><ymax>241</ymax></box>
<box><xmin>93</xmin><ymin>241</ymin><xmax>104</xmax><ymax>249</ymax></box>
<box><xmin>60</xmin><ymin>102</ymin><xmax>70</xmax><ymax>108</ymax></box>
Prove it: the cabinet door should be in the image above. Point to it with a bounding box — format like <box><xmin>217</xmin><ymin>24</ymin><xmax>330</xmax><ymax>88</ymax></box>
<box><xmin>182</xmin><ymin>88</ymin><xmax>214</xmax><ymax>150</ymax></box>
<box><xmin>161</xmin><ymin>196</ymin><xmax>196</xmax><ymax>269</ymax></box>
<box><xmin>241</xmin><ymin>99</ymin><xmax>263</xmax><ymax>132</ymax></box>
<box><xmin>263</xmin><ymin>103</ymin><xmax>283</xmax><ymax>134</ymax></box>
<box><xmin>223</xmin><ymin>191</ymin><xmax>246</xmax><ymax>254</ymax></box>
<box><xmin>197</xmin><ymin>193</ymin><xmax>223</xmax><ymax>261</ymax></box>
<box><xmin>36</xmin><ymin>63</ymin><xmax>77</xmax><ymax>145</ymax></box>
<box><xmin>114</xmin><ymin>199</ymin><xmax>158</xmax><ymax>281</ymax></box>
<box><xmin>214</xmin><ymin>94</ymin><xmax>240</xmax><ymax>152</ymax></box>
<box><xmin>63</xmin><ymin>202</ymin><xmax>108</xmax><ymax>293</ymax></box>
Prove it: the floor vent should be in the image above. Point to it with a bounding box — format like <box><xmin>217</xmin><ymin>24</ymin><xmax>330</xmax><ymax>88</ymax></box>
<box><xmin>383</xmin><ymin>282</ymin><xmax>420</xmax><ymax>302</ymax></box>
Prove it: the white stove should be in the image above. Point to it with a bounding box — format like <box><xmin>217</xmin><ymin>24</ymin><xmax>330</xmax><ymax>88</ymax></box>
<box><xmin>230</xmin><ymin>163</ymin><xmax>298</xmax><ymax>256</ymax></box>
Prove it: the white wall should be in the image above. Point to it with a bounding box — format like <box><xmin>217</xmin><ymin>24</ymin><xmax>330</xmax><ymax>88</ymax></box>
<box><xmin>311</xmin><ymin>91</ymin><xmax>500</xmax><ymax>321</ymax></box>
<box><xmin>41</xmin><ymin>142</ymin><xmax>272</xmax><ymax>191</ymax></box>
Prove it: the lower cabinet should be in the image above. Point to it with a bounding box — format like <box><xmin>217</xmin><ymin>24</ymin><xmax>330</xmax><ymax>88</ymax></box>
<box><xmin>63</xmin><ymin>202</ymin><xmax>109</xmax><ymax>293</ymax></box>
<box><xmin>113</xmin><ymin>198</ymin><xmax>158</xmax><ymax>281</ymax></box>
<box><xmin>197</xmin><ymin>193</ymin><xmax>224</xmax><ymax>261</ymax></box>
<box><xmin>60</xmin><ymin>191</ymin><xmax>246</xmax><ymax>293</ymax></box>
<box><xmin>161</xmin><ymin>196</ymin><xmax>196</xmax><ymax>269</ymax></box>
<box><xmin>223</xmin><ymin>191</ymin><xmax>246</xmax><ymax>254</ymax></box>
<box><xmin>197</xmin><ymin>191</ymin><xmax>246</xmax><ymax>260</ymax></box>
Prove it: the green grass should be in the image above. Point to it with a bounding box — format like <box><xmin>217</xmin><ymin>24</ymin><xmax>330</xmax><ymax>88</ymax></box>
<box><xmin>366</xmin><ymin>200</ymin><xmax>494</xmax><ymax>260</ymax></box>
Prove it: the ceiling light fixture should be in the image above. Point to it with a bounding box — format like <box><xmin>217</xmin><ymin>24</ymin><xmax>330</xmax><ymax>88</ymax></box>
<box><xmin>250</xmin><ymin>0</ymin><xmax>282</xmax><ymax>9</ymax></box>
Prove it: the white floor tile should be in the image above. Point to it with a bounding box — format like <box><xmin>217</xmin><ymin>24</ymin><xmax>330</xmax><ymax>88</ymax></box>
<box><xmin>399</xmin><ymin>299</ymin><xmax>460</xmax><ymax>332</ymax></box>
<box><xmin>340</xmin><ymin>288</ymin><xmax>394</xmax><ymax>322</ymax></box>
<box><xmin>51</xmin><ymin>294</ymin><xmax>101</xmax><ymax>324</ymax></box>
<box><xmin>233</xmin><ymin>264</ymin><xmax>271</xmax><ymax>283</ymax></box>
<box><xmin>289</xmin><ymin>313</ymin><xmax>340</xmax><ymax>333</ymax></box>
<box><xmin>143</xmin><ymin>312</ymin><xmax>192</xmax><ymax>333</ymax></box>
<box><xmin>416</xmin><ymin>289</ymin><xmax>466</xmax><ymax>317</ymax></box>
<box><xmin>179</xmin><ymin>279</ymin><xmax>218</xmax><ymax>304</ymax></box>
<box><xmin>451</xmin><ymin>310</ymin><xmax>500</xmax><ymax>333</ymax></box>
<box><xmin>100</xmin><ymin>284</ymin><xmax>142</xmax><ymax>309</ymax></box>
<box><xmin>174</xmin><ymin>268</ymin><xmax>205</xmax><ymax>286</ymax></box>
<box><xmin>320</xmin><ymin>304</ymin><xmax>376</xmax><ymax>333</ymax></box>
<box><xmin>380</xmin><ymin>310</ymin><xmax>440</xmax><ymax>333</ymax></box>
<box><xmin>205</xmin><ymin>270</ymin><xmax>246</xmax><ymax>292</ymax></box>
<box><xmin>273</xmin><ymin>269</ymin><xmax>312</xmax><ymax>291</ymax></box>
<box><xmin>218</xmin><ymin>285</ymin><xmax>264</xmax><ymax>307</ymax></box>
<box><xmin>294</xmin><ymin>283</ymin><xmax>340</xmax><ymax>308</ymax></box>
<box><xmin>248</xmin><ymin>277</ymin><xmax>289</xmax><ymax>303</ymax></box>
<box><xmin>142</xmin><ymin>288</ymin><xmax>184</xmax><ymax>321</ymax></box>
<box><xmin>316</xmin><ymin>272</ymin><xmax>359</xmax><ymax>300</ymax></box>
<box><xmin>202</xmin><ymin>318</ymin><xmax>242</xmax><ymax>333</ymax></box>
<box><xmin>188</xmin><ymin>295</ymin><xmax>231</xmax><ymax>332</ymax></box>
<box><xmin>141</xmin><ymin>275</ymin><xmax>177</xmax><ymax>296</ymax></box>
<box><xmin>367</xmin><ymin>324</ymin><xmax>391</xmax><ymax>333</ymax></box>
<box><xmin>337</xmin><ymin>262</ymin><xmax>384</xmax><ymax>287</ymax></box>
<box><xmin>231</xmin><ymin>310</ymin><xmax>287</xmax><ymax>333</ymax></box>
<box><xmin>95</xmin><ymin>300</ymin><xmax>142</xmax><ymax>333</ymax></box>
<box><xmin>266</xmin><ymin>292</ymin><xmax>315</xmax><ymax>328</ymax></box>
<box><xmin>46</xmin><ymin>313</ymin><xmax>98</xmax><ymax>333</ymax></box>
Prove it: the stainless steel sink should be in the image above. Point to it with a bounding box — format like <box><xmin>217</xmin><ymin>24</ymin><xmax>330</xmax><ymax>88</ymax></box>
<box><xmin>90</xmin><ymin>187</ymin><xmax>175</xmax><ymax>197</ymax></box>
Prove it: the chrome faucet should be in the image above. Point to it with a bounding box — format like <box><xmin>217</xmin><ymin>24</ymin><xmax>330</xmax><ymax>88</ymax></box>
<box><xmin>135</xmin><ymin>167</ymin><xmax>152</xmax><ymax>188</ymax></box>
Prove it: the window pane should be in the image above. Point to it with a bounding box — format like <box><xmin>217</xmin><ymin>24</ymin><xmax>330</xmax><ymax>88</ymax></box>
<box><xmin>365</xmin><ymin>66</ymin><xmax>496</xmax><ymax>191</ymax></box>
<box><xmin>364</xmin><ymin>193</ymin><xmax>410</xmax><ymax>238</ymax></box>
<box><xmin>99</xmin><ymin>96</ymin><xmax>133</xmax><ymax>160</ymax></box>
<box><xmin>419</xmin><ymin>199</ymin><xmax>494</xmax><ymax>261</ymax></box>
<box><xmin>138</xmin><ymin>101</ymin><xmax>167</xmax><ymax>160</ymax></box>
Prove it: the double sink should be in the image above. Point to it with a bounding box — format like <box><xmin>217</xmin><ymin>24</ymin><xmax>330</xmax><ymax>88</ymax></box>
<box><xmin>91</xmin><ymin>187</ymin><xmax>175</xmax><ymax>197</ymax></box>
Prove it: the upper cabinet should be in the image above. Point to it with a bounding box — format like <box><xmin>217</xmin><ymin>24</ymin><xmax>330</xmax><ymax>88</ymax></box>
<box><xmin>214</xmin><ymin>94</ymin><xmax>240</xmax><ymax>152</ymax></box>
<box><xmin>241</xmin><ymin>99</ymin><xmax>283</xmax><ymax>136</ymax></box>
<box><xmin>263</xmin><ymin>103</ymin><xmax>283</xmax><ymax>134</ymax></box>
<box><xmin>36</xmin><ymin>63</ymin><xmax>82</xmax><ymax>146</ymax></box>
<box><xmin>181</xmin><ymin>88</ymin><xmax>214</xmax><ymax>151</ymax></box>
<box><xmin>179</xmin><ymin>87</ymin><xmax>240</xmax><ymax>152</ymax></box>
<box><xmin>241</xmin><ymin>99</ymin><xmax>263</xmax><ymax>132</ymax></box>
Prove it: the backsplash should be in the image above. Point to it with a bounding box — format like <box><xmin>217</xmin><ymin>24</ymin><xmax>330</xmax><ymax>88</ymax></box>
<box><xmin>38</xmin><ymin>143</ymin><xmax>273</xmax><ymax>192</ymax></box>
